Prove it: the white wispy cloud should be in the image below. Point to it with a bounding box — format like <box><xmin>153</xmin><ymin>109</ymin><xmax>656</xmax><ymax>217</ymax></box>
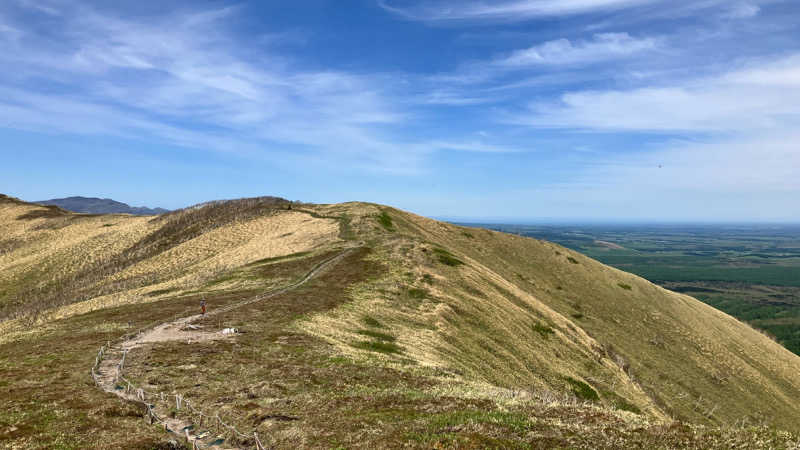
<box><xmin>723</xmin><ymin>2</ymin><xmax>761</xmax><ymax>19</ymax></box>
<box><xmin>379</xmin><ymin>0</ymin><xmax>655</xmax><ymax>21</ymax></box>
<box><xmin>495</xmin><ymin>32</ymin><xmax>660</xmax><ymax>66</ymax></box>
<box><xmin>497</xmin><ymin>52</ymin><xmax>800</xmax><ymax>221</ymax></box>
<box><xmin>0</xmin><ymin>2</ymin><xmax>437</xmax><ymax>173</ymax></box>
<box><xmin>518</xmin><ymin>54</ymin><xmax>800</xmax><ymax>132</ymax></box>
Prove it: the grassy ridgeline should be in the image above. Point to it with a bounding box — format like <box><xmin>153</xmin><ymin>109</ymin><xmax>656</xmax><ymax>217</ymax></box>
<box><xmin>1</xmin><ymin>195</ymin><xmax>800</xmax><ymax>448</ymax></box>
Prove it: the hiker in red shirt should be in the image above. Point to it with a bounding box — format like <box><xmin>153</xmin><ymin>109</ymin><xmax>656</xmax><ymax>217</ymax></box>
<box><xmin>200</xmin><ymin>298</ymin><xmax>206</xmax><ymax>316</ymax></box>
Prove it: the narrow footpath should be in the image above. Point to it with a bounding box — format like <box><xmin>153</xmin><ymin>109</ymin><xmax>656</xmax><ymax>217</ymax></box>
<box><xmin>91</xmin><ymin>248</ymin><xmax>355</xmax><ymax>449</ymax></box>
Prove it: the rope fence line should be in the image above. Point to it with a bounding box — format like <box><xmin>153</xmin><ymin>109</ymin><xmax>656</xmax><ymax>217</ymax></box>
<box><xmin>93</xmin><ymin>344</ymin><xmax>267</xmax><ymax>449</ymax></box>
<box><xmin>89</xmin><ymin>248</ymin><xmax>354</xmax><ymax>449</ymax></box>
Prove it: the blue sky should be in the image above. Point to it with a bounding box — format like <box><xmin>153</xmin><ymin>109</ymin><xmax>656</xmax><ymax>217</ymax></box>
<box><xmin>1</xmin><ymin>0</ymin><xmax>799</xmax><ymax>222</ymax></box>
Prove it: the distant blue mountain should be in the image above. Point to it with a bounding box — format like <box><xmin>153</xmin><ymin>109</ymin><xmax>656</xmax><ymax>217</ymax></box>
<box><xmin>35</xmin><ymin>196</ymin><xmax>169</xmax><ymax>215</ymax></box>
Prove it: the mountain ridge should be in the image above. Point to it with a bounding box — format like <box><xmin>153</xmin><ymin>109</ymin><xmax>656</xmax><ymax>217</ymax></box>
<box><xmin>34</xmin><ymin>195</ymin><xmax>169</xmax><ymax>215</ymax></box>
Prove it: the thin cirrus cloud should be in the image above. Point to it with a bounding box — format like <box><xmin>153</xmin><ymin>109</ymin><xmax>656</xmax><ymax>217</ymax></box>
<box><xmin>504</xmin><ymin>52</ymin><xmax>800</xmax><ymax>221</ymax></box>
<box><xmin>495</xmin><ymin>32</ymin><xmax>660</xmax><ymax>66</ymax></box>
<box><xmin>520</xmin><ymin>54</ymin><xmax>800</xmax><ymax>132</ymax></box>
<box><xmin>0</xmin><ymin>3</ymin><xmax>443</xmax><ymax>173</ymax></box>
<box><xmin>380</xmin><ymin>0</ymin><xmax>767</xmax><ymax>23</ymax></box>
<box><xmin>379</xmin><ymin>0</ymin><xmax>655</xmax><ymax>21</ymax></box>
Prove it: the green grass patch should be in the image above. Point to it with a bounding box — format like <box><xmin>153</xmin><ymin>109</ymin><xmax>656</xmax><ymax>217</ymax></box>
<box><xmin>532</xmin><ymin>322</ymin><xmax>555</xmax><ymax>337</ymax></box>
<box><xmin>614</xmin><ymin>398</ymin><xmax>642</xmax><ymax>414</ymax></box>
<box><xmin>433</xmin><ymin>248</ymin><xmax>464</xmax><ymax>267</ymax></box>
<box><xmin>377</xmin><ymin>211</ymin><xmax>394</xmax><ymax>231</ymax></box>
<box><xmin>427</xmin><ymin>410</ymin><xmax>533</xmax><ymax>434</ymax></box>
<box><xmin>408</xmin><ymin>288</ymin><xmax>427</xmax><ymax>299</ymax></box>
<box><xmin>361</xmin><ymin>315</ymin><xmax>384</xmax><ymax>328</ymax></box>
<box><xmin>353</xmin><ymin>340</ymin><xmax>402</xmax><ymax>354</ymax></box>
<box><xmin>356</xmin><ymin>329</ymin><xmax>396</xmax><ymax>342</ymax></box>
<box><xmin>565</xmin><ymin>377</ymin><xmax>599</xmax><ymax>401</ymax></box>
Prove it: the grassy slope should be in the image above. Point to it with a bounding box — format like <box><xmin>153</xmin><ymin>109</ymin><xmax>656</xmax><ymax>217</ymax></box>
<box><xmin>1</xmin><ymin>195</ymin><xmax>799</xmax><ymax>448</ymax></box>
<box><xmin>0</xmin><ymin>194</ymin><xmax>339</xmax><ymax>327</ymax></box>
<box><xmin>354</xmin><ymin>211</ymin><xmax>800</xmax><ymax>430</ymax></box>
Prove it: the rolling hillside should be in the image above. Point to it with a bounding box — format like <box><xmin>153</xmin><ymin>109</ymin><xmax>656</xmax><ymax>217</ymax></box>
<box><xmin>1</xmin><ymin>193</ymin><xmax>799</xmax><ymax>449</ymax></box>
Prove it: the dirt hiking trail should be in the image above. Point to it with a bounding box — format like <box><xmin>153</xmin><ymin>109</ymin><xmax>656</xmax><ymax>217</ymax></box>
<box><xmin>92</xmin><ymin>248</ymin><xmax>356</xmax><ymax>449</ymax></box>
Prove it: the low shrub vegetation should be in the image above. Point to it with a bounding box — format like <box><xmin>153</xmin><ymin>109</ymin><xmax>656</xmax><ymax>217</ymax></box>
<box><xmin>361</xmin><ymin>315</ymin><xmax>385</xmax><ymax>328</ymax></box>
<box><xmin>377</xmin><ymin>211</ymin><xmax>394</xmax><ymax>231</ymax></box>
<box><xmin>565</xmin><ymin>377</ymin><xmax>599</xmax><ymax>401</ymax></box>
<box><xmin>407</xmin><ymin>288</ymin><xmax>427</xmax><ymax>299</ymax></box>
<box><xmin>433</xmin><ymin>248</ymin><xmax>464</xmax><ymax>267</ymax></box>
<box><xmin>532</xmin><ymin>322</ymin><xmax>555</xmax><ymax>337</ymax></box>
<box><xmin>356</xmin><ymin>329</ymin><xmax>396</xmax><ymax>342</ymax></box>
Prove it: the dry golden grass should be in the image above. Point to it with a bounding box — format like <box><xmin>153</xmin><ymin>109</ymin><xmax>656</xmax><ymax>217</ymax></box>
<box><xmin>2</xmin><ymin>194</ymin><xmax>800</xmax><ymax>448</ymax></box>
<box><xmin>0</xmin><ymin>200</ymin><xmax>339</xmax><ymax>342</ymax></box>
<box><xmin>300</xmin><ymin>204</ymin><xmax>800</xmax><ymax>433</ymax></box>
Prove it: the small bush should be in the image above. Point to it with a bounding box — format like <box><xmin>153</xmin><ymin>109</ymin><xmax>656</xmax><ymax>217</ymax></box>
<box><xmin>421</xmin><ymin>274</ymin><xmax>434</xmax><ymax>284</ymax></box>
<box><xmin>571</xmin><ymin>313</ymin><xmax>584</xmax><ymax>320</ymax></box>
<box><xmin>361</xmin><ymin>315</ymin><xmax>384</xmax><ymax>328</ymax></box>
<box><xmin>618</xmin><ymin>282</ymin><xmax>632</xmax><ymax>290</ymax></box>
<box><xmin>462</xmin><ymin>231</ymin><xmax>474</xmax><ymax>239</ymax></box>
<box><xmin>433</xmin><ymin>248</ymin><xmax>464</xmax><ymax>267</ymax></box>
<box><xmin>356</xmin><ymin>329</ymin><xmax>396</xmax><ymax>342</ymax></box>
<box><xmin>377</xmin><ymin>211</ymin><xmax>394</xmax><ymax>231</ymax></box>
<box><xmin>532</xmin><ymin>322</ymin><xmax>555</xmax><ymax>337</ymax></box>
<box><xmin>567</xmin><ymin>256</ymin><xmax>579</xmax><ymax>264</ymax></box>
<box><xmin>353</xmin><ymin>340</ymin><xmax>402</xmax><ymax>354</ymax></box>
<box><xmin>565</xmin><ymin>377</ymin><xmax>599</xmax><ymax>401</ymax></box>
<box><xmin>614</xmin><ymin>398</ymin><xmax>642</xmax><ymax>414</ymax></box>
<box><xmin>408</xmin><ymin>288</ymin><xmax>427</xmax><ymax>299</ymax></box>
